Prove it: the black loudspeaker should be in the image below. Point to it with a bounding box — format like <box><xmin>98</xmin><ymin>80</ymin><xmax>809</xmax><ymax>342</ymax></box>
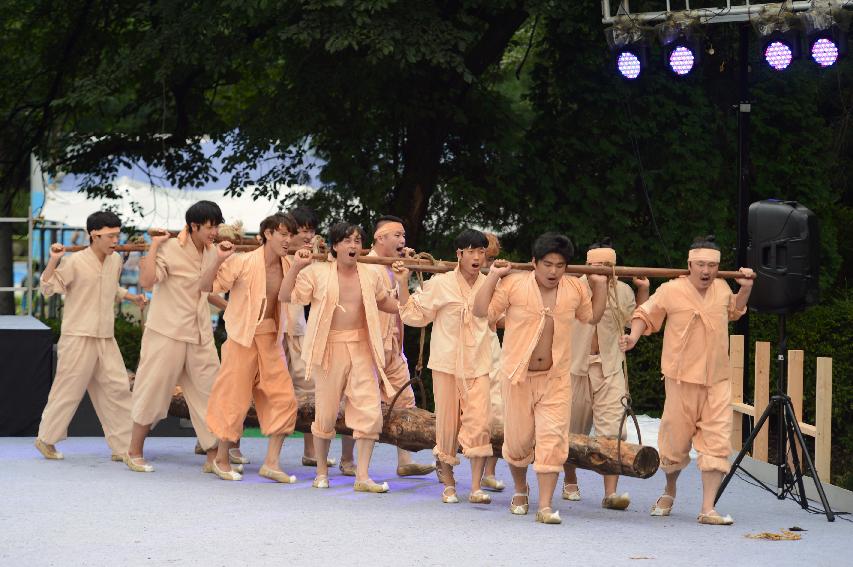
<box><xmin>747</xmin><ymin>200</ymin><xmax>819</xmax><ymax>314</ymax></box>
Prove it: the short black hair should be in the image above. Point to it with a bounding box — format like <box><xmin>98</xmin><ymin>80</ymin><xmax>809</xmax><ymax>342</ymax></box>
<box><xmin>185</xmin><ymin>200</ymin><xmax>225</xmax><ymax>232</ymax></box>
<box><xmin>259</xmin><ymin>213</ymin><xmax>298</xmax><ymax>243</ymax></box>
<box><xmin>328</xmin><ymin>222</ymin><xmax>366</xmax><ymax>258</ymax></box>
<box><xmin>454</xmin><ymin>228</ymin><xmax>488</xmax><ymax>250</ymax></box>
<box><xmin>289</xmin><ymin>206</ymin><xmax>319</xmax><ymax>230</ymax></box>
<box><xmin>373</xmin><ymin>215</ymin><xmax>405</xmax><ymax>235</ymax></box>
<box><xmin>588</xmin><ymin>236</ymin><xmax>614</xmax><ymax>251</ymax></box>
<box><xmin>86</xmin><ymin>211</ymin><xmax>121</xmax><ymax>234</ymax></box>
<box><xmin>532</xmin><ymin>232</ymin><xmax>574</xmax><ymax>264</ymax></box>
<box><xmin>690</xmin><ymin>234</ymin><xmax>720</xmax><ymax>250</ymax></box>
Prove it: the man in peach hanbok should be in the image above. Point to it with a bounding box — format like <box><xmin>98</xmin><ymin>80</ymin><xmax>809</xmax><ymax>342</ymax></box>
<box><xmin>621</xmin><ymin>235</ymin><xmax>754</xmax><ymax>525</ymax></box>
<box><xmin>474</xmin><ymin>233</ymin><xmax>607</xmax><ymax>525</ymax></box>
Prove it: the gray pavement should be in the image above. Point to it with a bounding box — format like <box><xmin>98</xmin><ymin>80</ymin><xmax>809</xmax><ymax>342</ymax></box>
<box><xmin>1</xmin><ymin>436</ymin><xmax>851</xmax><ymax>567</ymax></box>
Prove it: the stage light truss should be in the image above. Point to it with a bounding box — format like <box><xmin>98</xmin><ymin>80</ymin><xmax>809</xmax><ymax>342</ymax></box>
<box><xmin>601</xmin><ymin>1</ymin><xmax>853</xmax><ymax>25</ymax></box>
<box><xmin>603</xmin><ymin>1</ymin><xmax>851</xmax><ymax>76</ymax></box>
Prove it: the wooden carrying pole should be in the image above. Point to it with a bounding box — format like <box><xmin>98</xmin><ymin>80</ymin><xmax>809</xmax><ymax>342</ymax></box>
<box><xmin>59</xmin><ymin>241</ymin><xmax>752</xmax><ymax>280</ymax></box>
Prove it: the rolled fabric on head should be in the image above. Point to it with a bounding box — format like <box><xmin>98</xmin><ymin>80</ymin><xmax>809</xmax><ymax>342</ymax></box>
<box><xmin>90</xmin><ymin>227</ymin><xmax>121</xmax><ymax>237</ymax></box>
<box><xmin>587</xmin><ymin>247</ymin><xmax>616</xmax><ymax>265</ymax></box>
<box><xmin>374</xmin><ymin>221</ymin><xmax>405</xmax><ymax>240</ymax></box>
<box><xmin>688</xmin><ymin>248</ymin><xmax>721</xmax><ymax>263</ymax></box>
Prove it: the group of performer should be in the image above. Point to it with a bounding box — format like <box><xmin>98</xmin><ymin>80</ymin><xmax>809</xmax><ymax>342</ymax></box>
<box><xmin>33</xmin><ymin>200</ymin><xmax>754</xmax><ymax>526</ymax></box>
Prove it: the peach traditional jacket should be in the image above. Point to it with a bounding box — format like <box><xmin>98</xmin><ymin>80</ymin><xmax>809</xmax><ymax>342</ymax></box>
<box><xmin>290</xmin><ymin>260</ymin><xmax>393</xmax><ymax>394</ymax></box>
<box><xmin>570</xmin><ymin>276</ymin><xmax>635</xmax><ymax>378</ymax></box>
<box><xmin>367</xmin><ymin>249</ymin><xmax>404</xmax><ymax>352</ymax></box>
<box><xmin>633</xmin><ymin>276</ymin><xmax>746</xmax><ymax>386</ymax></box>
<box><xmin>146</xmin><ymin>229</ymin><xmax>216</xmax><ymax>345</ymax></box>
<box><xmin>40</xmin><ymin>248</ymin><xmax>127</xmax><ymax>339</ymax></box>
<box><xmin>486</xmin><ymin>271</ymin><xmax>593</xmax><ymax>384</ymax></box>
<box><xmin>213</xmin><ymin>246</ymin><xmax>289</xmax><ymax>348</ymax></box>
<box><xmin>399</xmin><ymin>268</ymin><xmax>492</xmax><ymax>379</ymax></box>
<box><xmin>279</xmin><ymin>256</ymin><xmax>308</xmax><ymax>338</ymax></box>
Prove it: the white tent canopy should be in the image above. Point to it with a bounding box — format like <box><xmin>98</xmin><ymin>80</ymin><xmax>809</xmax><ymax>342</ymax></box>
<box><xmin>38</xmin><ymin>176</ymin><xmax>314</xmax><ymax>233</ymax></box>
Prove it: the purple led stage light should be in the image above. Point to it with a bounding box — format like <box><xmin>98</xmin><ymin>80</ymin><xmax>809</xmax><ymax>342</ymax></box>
<box><xmin>810</xmin><ymin>37</ymin><xmax>839</xmax><ymax>67</ymax></box>
<box><xmin>617</xmin><ymin>51</ymin><xmax>642</xmax><ymax>79</ymax></box>
<box><xmin>668</xmin><ymin>45</ymin><xmax>695</xmax><ymax>76</ymax></box>
<box><xmin>764</xmin><ymin>41</ymin><xmax>793</xmax><ymax>71</ymax></box>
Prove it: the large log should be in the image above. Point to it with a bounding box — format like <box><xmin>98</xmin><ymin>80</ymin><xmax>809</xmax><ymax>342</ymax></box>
<box><xmin>168</xmin><ymin>392</ymin><xmax>659</xmax><ymax>479</ymax></box>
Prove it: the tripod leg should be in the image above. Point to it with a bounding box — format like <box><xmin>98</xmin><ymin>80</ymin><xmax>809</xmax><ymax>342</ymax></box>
<box><xmin>782</xmin><ymin>401</ymin><xmax>808</xmax><ymax>509</ymax></box>
<box><xmin>715</xmin><ymin>399</ymin><xmax>777</xmax><ymax>505</ymax></box>
<box><xmin>785</xmin><ymin>401</ymin><xmax>835</xmax><ymax>522</ymax></box>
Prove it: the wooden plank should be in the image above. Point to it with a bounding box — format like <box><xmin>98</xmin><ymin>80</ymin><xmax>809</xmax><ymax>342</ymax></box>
<box><xmin>787</xmin><ymin>350</ymin><xmax>805</xmax><ymax>466</ymax></box>
<box><xmin>815</xmin><ymin>358</ymin><xmax>833</xmax><ymax>483</ymax></box>
<box><xmin>753</xmin><ymin>342</ymin><xmax>771</xmax><ymax>463</ymax></box>
<box><xmin>730</xmin><ymin>335</ymin><xmax>745</xmax><ymax>451</ymax></box>
<box><xmin>800</xmin><ymin>423</ymin><xmax>817</xmax><ymax>437</ymax></box>
<box><xmin>731</xmin><ymin>402</ymin><xmax>755</xmax><ymax>417</ymax></box>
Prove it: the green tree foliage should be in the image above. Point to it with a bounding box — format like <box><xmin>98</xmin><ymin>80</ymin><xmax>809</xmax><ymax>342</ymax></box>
<box><xmin>8</xmin><ymin>0</ymin><xmax>853</xmax><ymax>486</ymax></box>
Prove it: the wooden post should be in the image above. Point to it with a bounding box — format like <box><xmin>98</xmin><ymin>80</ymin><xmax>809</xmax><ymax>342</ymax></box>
<box><xmin>787</xmin><ymin>350</ymin><xmax>805</xmax><ymax>466</ymax></box>
<box><xmin>730</xmin><ymin>335</ymin><xmax>745</xmax><ymax>451</ymax></box>
<box><xmin>753</xmin><ymin>342</ymin><xmax>771</xmax><ymax>462</ymax></box>
<box><xmin>815</xmin><ymin>357</ymin><xmax>833</xmax><ymax>483</ymax></box>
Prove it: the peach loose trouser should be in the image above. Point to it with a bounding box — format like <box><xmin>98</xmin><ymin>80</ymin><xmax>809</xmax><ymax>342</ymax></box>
<box><xmin>502</xmin><ymin>370</ymin><xmax>572</xmax><ymax>474</ymax></box>
<box><xmin>431</xmin><ymin>370</ymin><xmax>493</xmax><ymax>465</ymax></box>
<box><xmin>379</xmin><ymin>333</ymin><xmax>416</xmax><ymax>409</ymax></box>
<box><xmin>569</xmin><ymin>355</ymin><xmax>627</xmax><ymax>439</ymax></box>
<box><xmin>38</xmin><ymin>335</ymin><xmax>132</xmax><ymax>454</ymax></box>
<box><xmin>132</xmin><ymin>329</ymin><xmax>219</xmax><ymax>450</ymax></box>
<box><xmin>311</xmin><ymin>329</ymin><xmax>383</xmax><ymax>441</ymax></box>
<box><xmin>658</xmin><ymin>377</ymin><xmax>732</xmax><ymax>474</ymax></box>
<box><xmin>206</xmin><ymin>319</ymin><xmax>297</xmax><ymax>443</ymax></box>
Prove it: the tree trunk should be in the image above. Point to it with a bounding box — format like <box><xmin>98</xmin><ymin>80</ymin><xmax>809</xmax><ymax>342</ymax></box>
<box><xmin>389</xmin><ymin>119</ymin><xmax>445</xmax><ymax>249</ymax></box>
<box><xmin>167</xmin><ymin>391</ymin><xmax>660</xmax><ymax>479</ymax></box>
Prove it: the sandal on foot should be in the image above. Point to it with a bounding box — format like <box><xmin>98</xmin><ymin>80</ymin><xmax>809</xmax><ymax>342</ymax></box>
<box><xmin>259</xmin><ymin>465</ymin><xmax>296</xmax><ymax>484</ymax></box>
<box><xmin>468</xmin><ymin>489</ymin><xmax>492</xmax><ymax>504</ymax></box>
<box><xmin>650</xmin><ymin>494</ymin><xmax>674</xmax><ymax>516</ymax></box>
<box><xmin>481</xmin><ymin>475</ymin><xmax>505</xmax><ymax>492</ymax></box>
<box><xmin>125</xmin><ymin>454</ymin><xmax>154</xmax><ymax>473</ymax></box>
<box><xmin>510</xmin><ymin>486</ymin><xmax>530</xmax><ymax>515</ymax></box>
<box><xmin>442</xmin><ymin>486</ymin><xmax>459</xmax><ymax>504</ymax></box>
<box><xmin>110</xmin><ymin>454</ymin><xmax>124</xmax><ymax>462</ymax></box>
<box><xmin>302</xmin><ymin>456</ymin><xmax>336</xmax><ymax>467</ymax></box>
<box><xmin>312</xmin><ymin>474</ymin><xmax>329</xmax><ymax>488</ymax></box>
<box><xmin>397</xmin><ymin>462</ymin><xmax>436</xmax><ymax>477</ymax></box>
<box><xmin>203</xmin><ymin>462</ymin><xmax>243</xmax><ymax>474</ymax></box>
<box><xmin>562</xmin><ymin>483</ymin><xmax>581</xmax><ymax>501</ymax></box>
<box><xmin>339</xmin><ymin>460</ymin><xmax>357</xmax><ymax>477</ymax></box>
<box><xmin>194</xmin><ymin>441</ymin><xmax>206</xmax><ymax>455</ymax></box>
<box><xmin>211</xmin><ymin>460</ymin><xmax>242</xmax><ymax>481</ymax></box>
<box><xmin>353</xmin><ymin>479</ymin><xmax>389</xmax><ymax>493</ymax></box>
<box><xmin>697</xmin><ymin>510</ymin><xmax>734</xmax><ymax>525</ymax></box>
<box><xmin>602</xmin><ymin>492</ymin><xmax>631</xmax><ymax>510</ymax></box>
<box><xmin>228</xmin><ymin>448</ymin><xmax>250</xmax><ymax>465</ymax></box>
<box><xmin>34</xmin><ymin>439</ymin><xmax>63</xmax><ymax>460</ymax></box>
<box><xmin>535</xmin><ymin>507</ymin><xmax>562</xmax><ymax>525</ymax></box>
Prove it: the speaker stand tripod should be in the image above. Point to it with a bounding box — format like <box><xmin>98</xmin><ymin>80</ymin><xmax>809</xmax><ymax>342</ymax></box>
<box><xmin>715</xmin><ymin>314</ymin><xmax>834</xmax><ymax>522</ymax></box>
